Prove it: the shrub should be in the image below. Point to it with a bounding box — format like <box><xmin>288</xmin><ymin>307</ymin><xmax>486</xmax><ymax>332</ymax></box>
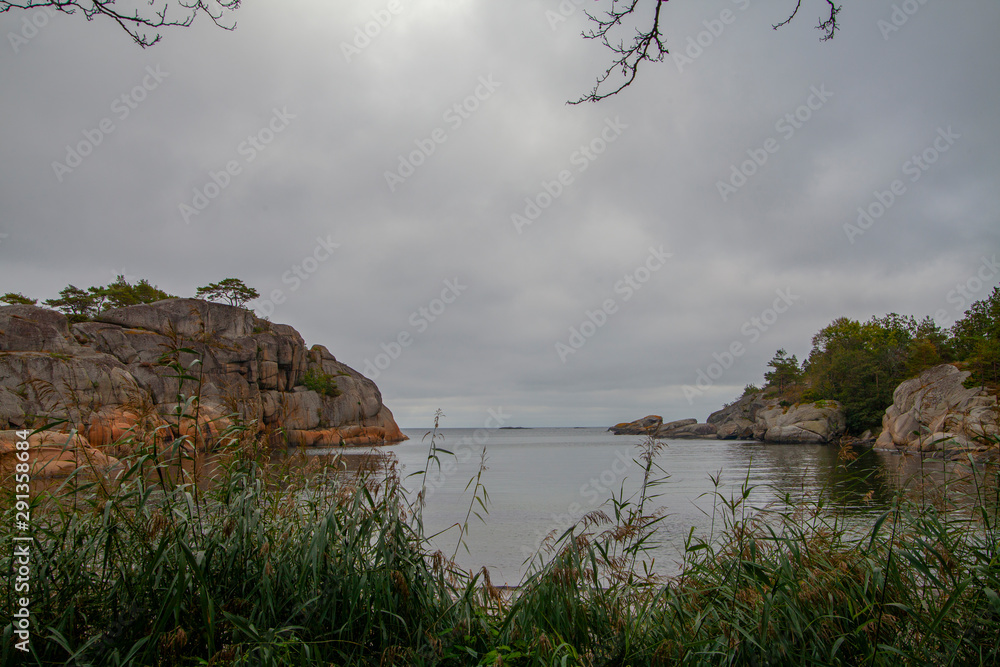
<box><xmin>301</xmin><ymin>367</ymin><xmax>341</xmax><ymax>397</ymax></box>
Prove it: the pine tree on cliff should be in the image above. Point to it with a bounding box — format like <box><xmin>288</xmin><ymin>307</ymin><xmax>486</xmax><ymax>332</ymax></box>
<box><xmin>764</xmin><ymin>348</ymin><xmax>802</xmax><ymax>396</ymax></box>
<box><xmin>195</xmin><ymin>279</ymin><xmax>259</xmax><ymax>309</ymax></box>
<box><xmin>0</xmin><ymin>292</ymin><xmax>36</xmax><ymax>305</ymax></box>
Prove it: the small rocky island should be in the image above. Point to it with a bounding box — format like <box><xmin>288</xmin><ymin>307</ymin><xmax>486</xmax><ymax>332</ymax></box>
<box><xmin>611</xmin><ymin>397</ymin><xmax>847</xmax><ymax>444</ymax></box>
<box><xmin>0</xmin><ymin>300</ymin><xmax>407</xmax><ymax>476</ymax></box>
<box><xmin>612</xmin><ymin>363</ymin><xmax>998</xmax><ymax>461</ymax></box>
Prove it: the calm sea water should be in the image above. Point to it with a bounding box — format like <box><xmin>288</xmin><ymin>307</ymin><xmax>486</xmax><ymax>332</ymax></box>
<box><xmin>323</xmin><ymin>427</ymin><xmax>979</xmax><ymax>585</ymax></box>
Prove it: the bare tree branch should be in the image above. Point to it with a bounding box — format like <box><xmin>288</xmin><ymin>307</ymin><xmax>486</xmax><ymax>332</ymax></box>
<box><xmin>575</xmin><ymin>0</ymin><xmax>843</xmax><ymax>103</ymax></box>
<box><xmin>0</xmin><ymin>0</ymin><xmax>240</xmax><ymax>47</ymax></box>
<box><xmin>570</xmin><ymin>0</ymin><xmax>670</xmax><ymax>105</ymax></box>
<box><xmin>773</xmin><ymin>0</ymin><xmax>841</xmax><ymax>41</ymax></box>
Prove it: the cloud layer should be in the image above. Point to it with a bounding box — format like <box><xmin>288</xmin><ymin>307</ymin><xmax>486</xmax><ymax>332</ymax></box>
<box><xmin>2</xmin><ymin>0</ymin><xmax>998</xmax><ymax>427</ymax></box>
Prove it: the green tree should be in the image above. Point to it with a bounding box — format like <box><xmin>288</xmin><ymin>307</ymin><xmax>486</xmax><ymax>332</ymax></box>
<box><xmin>196</xmin><ymin>278</ymin><xmax>259</xmax><ymax>308</ymax></box>
<box><xmin>864</xmin><ymin>312</ymin><xmax>917</xmax><ymax>393</ymax></box>
<box><xmin>103</xmin><ymin>275</ymin><xmax>174</xmax><ymax>309</ymax></box>
<box><xmin>803</xmin><ymin>314</ymin><xmax>916</xmax><ymax>433</ymax></box>
<box><xmin>44</xmin><ymin>284</ymin><xmax>99</xmax><ymax>322</ymax></box>
<box><xmin>1</xmin><ymin>292</ymin><xmax>36</xmax><ymax>305</ymax></box>
<box><xmin>906</xmin><ymin>338</ymin><xmax>943</xmax><ymax>377</ymax></box>
<box><xmin>905</xmin><ymin>316</ymin><xmax>953</xmax><ymax>376</ymax></box>
<box><xmin>764</xmin><ymin>348</ymin><xmax>802</xmax><ymax>396</ymax></box>
<box><xmin>952</xmin><ymin>286</ymin><xmax>1000</xmax><ymax>386</ymax></box>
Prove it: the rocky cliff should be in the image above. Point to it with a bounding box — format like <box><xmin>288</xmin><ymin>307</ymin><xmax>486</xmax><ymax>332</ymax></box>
<box><xmin>875</xmin><ymin>363</ymin><xmax>998</xmax><ymax>459</ymax></box>
<box><xmin>0</xmin><ymin>300</ymin><xmax>406</xmax><ymax>474</ymax></box>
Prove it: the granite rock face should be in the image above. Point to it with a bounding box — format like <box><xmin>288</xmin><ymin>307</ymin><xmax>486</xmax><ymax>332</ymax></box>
<box><xmin>875</xmin><ymin>364</ymin><xmax>998</xmax><ymax>457</ymax></box>
<box><xmin>609</xmin><ymin>415</ymin><xmax>663</xmax><ymax>435</ymax></box>
<box><xmin>753</xmin><ymin>401</ymin><xmax>846</xmax><ymax>444</ymax></box>
<box><xmin>708</xmin><ymin>392</ymin><xmax>775</xmax><ymax>440</ymax></box>
<box><xmin>0</xmin><ymin>301</ymin><xmax>407</xmax><ymax>474</ymax></box>
<box><xmin>612</xmin><ymin>395</ymin><xmax>846</xmax><ymax>444</ymax></box>
<box><xmin>655</xmin><ymin>419</ymin><xmax>717</xmax><ymax>439</ymax></box>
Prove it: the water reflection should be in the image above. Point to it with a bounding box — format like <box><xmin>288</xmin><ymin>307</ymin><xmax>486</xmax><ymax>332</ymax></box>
<box><xmin>17</xmin><ymin>427</ymin><xmax>995</xmax><ymax>585</ymax></box>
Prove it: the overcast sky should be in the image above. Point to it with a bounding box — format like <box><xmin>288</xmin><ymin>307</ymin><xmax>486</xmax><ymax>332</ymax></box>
<box><xmin>1</xmin><ymin>0</ymin><xmax>998</xmax><ymax>428</ymax></box>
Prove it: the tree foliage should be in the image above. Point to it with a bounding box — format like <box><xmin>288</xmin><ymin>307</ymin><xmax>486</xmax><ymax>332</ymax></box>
<box><xmin>103</xmin><ymin>275</ymin><xmax>174</xmax><ymax>309</ymax></box>
<box><xmin>0</xmin><ymin>291</ymin><xmax>36</xmax><ymax>305</ymax></box>
<box><xmin>764</xmin><ymin>348</ymin><xmax>802</xmax><ymax>396</ymax></box>
<box><xmin>0</xmin><ymin>0</ymin><xmax>240</xmax><ymax>47</ymax></box>
<box><xmin>43</xmin><ymin>285</ymin><xmax>98</xmax><ymax>322</ymax></box>
<box><xmin>42</xmin><ymin>276</ymin><xmax>174</xmax><ymax>322</ymax></box>
<box><xmin>195</xmin><ymin>278</ymin><xmax>259</xmax><ymax>309</ymax></box>
<box><xmin>802</xmin><ymin>314</ymin><xmax>918</xmax><ymax>433</ymax></box>
<box><xmin>952</xmin><ymin>286</ymin><xmax>1000</xmax><ymax>386</ymax></box>
<box><xmin>786</xmin><ymin>283</ymin><xmax>1000</xmax><ymax>433</ymax></box>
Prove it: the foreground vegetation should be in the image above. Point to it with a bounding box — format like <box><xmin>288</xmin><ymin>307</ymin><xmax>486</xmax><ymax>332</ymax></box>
<box><xmin>3</xmin><ymin>415</ymin><xmax>999</xmax><ymax>666</ymax></box>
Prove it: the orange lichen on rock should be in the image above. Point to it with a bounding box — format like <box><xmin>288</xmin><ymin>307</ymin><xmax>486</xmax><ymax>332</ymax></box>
<box><xmin>1</xmin><ymin>429</ymin><xmax>119</xmax><ymax>477</ymax></box>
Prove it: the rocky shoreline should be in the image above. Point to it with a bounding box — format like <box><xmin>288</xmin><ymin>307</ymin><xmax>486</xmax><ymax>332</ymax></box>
<box><xmin>610</xmin><ymin>397</ymin><xmax>847</xmax><ymax>445</ymax></box>
<box><xmin>611</xmin><ymin>364</ymin><xmax>998</xmax><ymax>461</ymax></box>
<box><xmin>1</xmin><ymin>300</ymin><xmax>407</xmax><ymax>477</ymax></box>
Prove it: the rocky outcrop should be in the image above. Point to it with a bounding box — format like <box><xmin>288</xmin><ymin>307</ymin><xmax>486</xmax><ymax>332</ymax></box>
<box><xmin>612</xmin><ymin>395</ymin><xmax>846</xmax><ymax>445</ymax></box>
<box><xmin>707</xmin><ymin>393</ymin><xmax>845</xmax><ymax>444</ymax></box>
<box><xmin>753</xmin><ymin>401</ymin><xmax>846</xmax><ymax>444</ymax></box>
<box><xmin>656</xmin><ymin>418</ymin><xmax>717</xmax><ymax>439</ymax></box>
<box><xmin>875</xmin><ymin>364</ymin><xmax>998</xmax><ymax>457</ymax></box>
<box><xmin>611</xmin><ymin>415</ymin><xmax>718</xmax><ymax>438</ymax></box>
<box><xmin>609</xmin><ymin>415</ymin><xmax>663</xmax><ymax>435</ymax></box>
<box><xmin>0</xmin><ymin>301</ymin><xmax>407</xmax><ymax>475</ymax></box>
<box><xmin>708</xmin><ymin>392</ymin><xmax>774</xmax><ymax>440</ymax></box>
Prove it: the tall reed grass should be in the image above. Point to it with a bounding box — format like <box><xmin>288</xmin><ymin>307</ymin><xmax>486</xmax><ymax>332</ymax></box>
<box><xmin>2</xmin><ymin>371</ymin><xmax>998</xmax><ymax>665</ymax></box>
